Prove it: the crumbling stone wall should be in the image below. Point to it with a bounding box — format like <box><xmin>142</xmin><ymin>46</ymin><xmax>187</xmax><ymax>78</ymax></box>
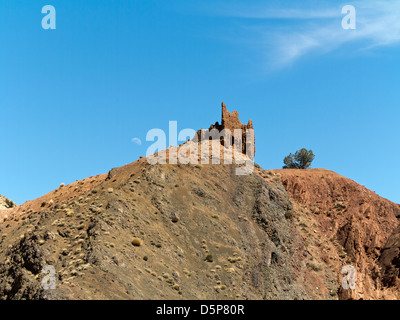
<box><xmin>195</xmin><ymin>102</ymin><xmax>255</xmax><ymax>157</ymax></box>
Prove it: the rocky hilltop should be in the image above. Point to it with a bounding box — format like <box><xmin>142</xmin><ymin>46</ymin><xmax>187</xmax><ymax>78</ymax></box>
<box><xmin>195</xmin><ymin>102</ymin><xmax>254</xmax><ymax>157</ymax></box>
<box><xmin>0</xmin><ymin>104</ymin><xmax>399</xmax><ymax>300</ymax></box>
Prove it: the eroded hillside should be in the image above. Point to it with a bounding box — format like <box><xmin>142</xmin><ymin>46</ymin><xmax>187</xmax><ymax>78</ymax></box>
<box><xmin>1</xmin><ymin>103</ymin><xmax>399</xmax><ymax>300</ymax></box>
<box><xmin>275</xmin><ymin>168</ymin><xmax>400</xmax><ymax>300</ymax></box>
<box><xmin>0</xmin><ymin>155</ymin><xmax>348</xmax><ymax>300</ymax></box>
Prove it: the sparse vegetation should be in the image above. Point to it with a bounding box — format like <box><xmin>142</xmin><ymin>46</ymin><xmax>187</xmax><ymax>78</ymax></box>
<box><xmin>285</xmin><ymin>210</ymin><xmax>294</xmax><ymax>220</ymax></box>
<box><xmin>306</xmin><ymin>260</ymin><xmax>322</xmax><ymax>272</ymax></box>
<box><xmin>283</xmin><ymin>148</ymin><xmax>315</xmax><ymax>169</ymax></box>
<box><xmin>228</xmin><ymin>256</ymin><xmax>242</xmax><ymax>263</ymax></box>
<box><xmin>5</xmin><ymin>198</ymin><xmax>15</xmax><ymax>208</ymax></box>
<box><xmin>172</xmin><ymin>284</ymin><xmax>180</xmax><ymax>291</ymax></box>
<box><xmin>132</xmin><ymin>238</ymin><xmax>142</xmax><ymax>246</ymax></box>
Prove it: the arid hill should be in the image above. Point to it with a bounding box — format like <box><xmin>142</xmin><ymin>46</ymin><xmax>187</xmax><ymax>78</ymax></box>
<box><xmin>1</xmin><ymin>105</ymin><xmax>400</xmax><ymax>300</ymax></box>
<box><xmin>0</xmin><ymin>157</ymin><xmax>329</xmax><ymax>299</ymax></box>
<box><xmin>1</xmin><ymin>159</ymin><xmax>400</xmax><ymax>299</ymax></box>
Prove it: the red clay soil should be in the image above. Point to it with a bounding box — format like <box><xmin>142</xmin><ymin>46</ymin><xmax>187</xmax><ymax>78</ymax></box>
<box><xmin>274</xmin><ymin>168</ymin><xmax>400</xmax><ymax>299</ymax></box>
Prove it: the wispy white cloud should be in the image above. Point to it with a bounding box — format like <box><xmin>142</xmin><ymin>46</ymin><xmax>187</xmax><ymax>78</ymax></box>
<box><xmin>215</xmin><ymin>7</ymin><xmax>339</xmax><ymax>20</ymax></box>
<box><xmin>215</xmin><ymin>0</ymin><xmax>400</xmax><ymax>67</ymax></box>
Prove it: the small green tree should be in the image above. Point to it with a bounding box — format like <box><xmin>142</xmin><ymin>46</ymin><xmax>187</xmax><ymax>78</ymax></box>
<box><xmin>283</xmin><ymin>148</ymin><xmax>315</xmax><ymax>169</ymax></box>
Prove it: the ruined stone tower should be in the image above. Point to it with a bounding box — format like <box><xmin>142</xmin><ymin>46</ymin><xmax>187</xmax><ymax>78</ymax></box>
<box><xmin>195</xmin><ymin>102</ymin><xmax>255</xmax><ymax>158</ymax></box>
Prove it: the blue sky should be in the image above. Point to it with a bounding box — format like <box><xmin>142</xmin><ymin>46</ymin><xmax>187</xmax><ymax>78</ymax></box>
<box><xmin>1</xmin><ymin>0</ymin><xmax>399</xmax><ymax>204</ymax></box>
